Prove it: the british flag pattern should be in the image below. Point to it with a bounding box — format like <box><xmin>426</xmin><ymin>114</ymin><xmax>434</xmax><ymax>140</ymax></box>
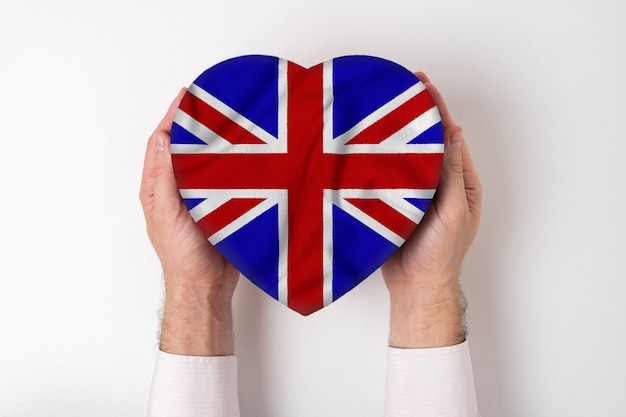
<box><xmin>170</xmin><ymin>55</ymin><xmax>444</xmax><ymax>315</ymax></box>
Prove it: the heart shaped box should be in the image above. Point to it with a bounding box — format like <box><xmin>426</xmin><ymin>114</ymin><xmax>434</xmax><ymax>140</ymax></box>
<box><xmin>171</xmin><ymin>55</ymin><xmax>443</xmax><ymax>315</ymax></box>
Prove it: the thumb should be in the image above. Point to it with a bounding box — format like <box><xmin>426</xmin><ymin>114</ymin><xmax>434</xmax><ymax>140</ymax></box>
<box><xmin>152</xmin><ymin>132</ymin><xmax>182</xmax><ymax>213</ymax></box>
<box><xmin>440</xmin><ymin>127</ymin><xmax>465</xmax><ymax>192</ymax></box>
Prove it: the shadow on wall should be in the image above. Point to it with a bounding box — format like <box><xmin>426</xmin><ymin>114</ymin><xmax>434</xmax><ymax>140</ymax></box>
<box><xmin>452</xmin><ymin>70</ymin><xmax>526</xmax><ymax>415</ymax></box>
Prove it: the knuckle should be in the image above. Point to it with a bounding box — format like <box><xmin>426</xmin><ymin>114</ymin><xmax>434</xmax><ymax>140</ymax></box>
<box><xmin>449</xmin><ymin>160</ymin><xmax>464</xmax><ymax>175</ymax></box>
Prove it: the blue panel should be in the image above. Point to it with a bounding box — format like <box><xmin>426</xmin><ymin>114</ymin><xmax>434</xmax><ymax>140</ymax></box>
<box><xmin>408</xmin><ymin>121</ymin><xmax>444</xmax><ymax>144</ymax></box>
<box><xmin>333</xmin><ymin>56</ymin><xmax>418</xmax><ymax>138</ymax></box>
<box><xmin>404</xmin><ymin>198</ymin><xmax>433</xmax><ymax>213</ymax></box>
<box><xmin>182</xmin><ymin>198</ymin><xmax>206</xmax><ymax>211</ymax></box>
<box><xmin>171</xmin><ymin>122</ymin><xmax>206</xmax><ymax>144</ymax></box>
<box><xmin>215</xmin><ymin>204</ymin><xmax>279</xmax><ymax>299</ymax></box>
<box><xmin>193</xmin><ymin>55</ymin><xmax>279</xmax><ymax>138</ymax></box>
<box><xmin>332</xmin><ymin>204</ymin><xmax>399</xmax><ymax>301</ymax></box>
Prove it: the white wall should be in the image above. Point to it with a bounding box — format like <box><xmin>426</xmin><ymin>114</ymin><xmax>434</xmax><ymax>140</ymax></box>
<box><xmin>1</xmin><ymin>1</ymin><xmax>625</xmax><ymax>416</ymax></box>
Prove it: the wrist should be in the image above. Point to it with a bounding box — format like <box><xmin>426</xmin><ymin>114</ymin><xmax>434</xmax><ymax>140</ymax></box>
<box><xmin>388</xmin><ymin>278</ymin><xmax>466</xmax><ymax>348</ymax></box>
<box><xmin>159</xmin><ymin>284</ymin><xmax>235</xmax><ymax>356</ymax></box>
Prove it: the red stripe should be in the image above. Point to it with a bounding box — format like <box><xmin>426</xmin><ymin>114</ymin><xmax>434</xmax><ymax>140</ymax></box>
<box><xmin>172</xmin><ymin>153</ymin><xmax>442</xmax><ymax>190</ymax></box>
<box><xmin>345</xmin><ymin>89</ymin><xmax>436</xmax><ymax>145</ymax></box>
<box><xmin>344</xmin><ymin>198</ymin><xmax>416</xmax><ymax>240</ymax></box>
<box><xmin>196</xmin><ymin>198</ymin><xmax>265</xmax><ymax>238</ymax></box>
<box><xmin>285</xmin><ymin>62</ymin><xmax>325</xmax><ymax>315</ymax></box>
<box><xmin>180</xmin><ymin>91</ymin><xmax>266</xmax><ymax>144</ymax></box>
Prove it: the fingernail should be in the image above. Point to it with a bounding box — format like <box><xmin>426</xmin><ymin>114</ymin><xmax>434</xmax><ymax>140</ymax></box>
<box><xmin>155</xmin><ymin>133</ymin><xmax>165</xmax><ymax>152</ymax></box>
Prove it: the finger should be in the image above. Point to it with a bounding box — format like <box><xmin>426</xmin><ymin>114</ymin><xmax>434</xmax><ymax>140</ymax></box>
<box><xmin>412</xmin><ymin>73</ymin><xmax>464</xmax><ymax>196</ymax></box>
<box><xmin>139</xmin><ymin>132</ymin><xmax>158</xmax><ymax>214</ymax></box>
<box><xmin>140</xmin><ymin>88</ymin><xmax>186</xmax><ymax>213</ymax></box>
<box><xmin>152</xmin><ymin>89</ymin><xmax>187</xmax><ymax>210</ymax></box>
<box><xmin>413</xmin><ymin>72</ymin><xmax>456</xmax><ymax>132</ymax></box>
<box><xmin>423</xmin><ymin>82</ymin><xmax>455</xmax><ymax>132</ymax></box>
<box><xmin>461</xmin><ymin>137</ymin><xmax>478</xmax><ymax>182</ymax></box>
<box><xmin>156</xmin><ymin>87</ymin><xmax>187</xmax><ymax>135</ymax></box>
<box><xmin>414</xmin><ymin>71</ymin><xmax>431</xmax><ymax>84</ymax></box>
<box><xmin>437</xmin><ymin>127</ymin><xmax>466</xmax><ymax>203</ymax></box>
<box><xmin>460</xmin><ymin>138</ymin><xmax>483</xmax><ymax>216</ymax></box>
<box><xmin>152</xmin><ymin>131</ymin><xmax>184</xmax><ymax>218</ymax></box>
<box><xmin>458</xmin><ymin>135</ymin><xmax>481</xmax><ymax>195</ymax></box>
<box><xmin>140</xmin><ymin>129</ymin><xmax>166</xmax><ymax>216</ymax></box>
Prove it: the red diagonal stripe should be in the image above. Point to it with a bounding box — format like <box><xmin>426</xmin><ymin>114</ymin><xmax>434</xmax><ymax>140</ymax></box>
<box><xmin>180</xmin><ymin>91</ymin><xmax>266</xmax><ymax>144</ymax></box>
<box><xmin>344</xmin><ymin>198</ymin><xmax>415</xmax><ymax>240</ymax></box>
<box><xmin>195</xmin><ymin>198</ymin><xmax>266</xmax><ymax>238</ymax></box>
<box><xmin>345</xmin><ymin>89</ymin><xmax>436</xmax><ymax>145</ymax></box>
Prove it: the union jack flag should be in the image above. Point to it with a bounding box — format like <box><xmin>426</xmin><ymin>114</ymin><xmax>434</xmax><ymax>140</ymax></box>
<box><xmin>171</xmin><ymin>55</ymin><xmax>444</xmax><ymax>315</ymax></box>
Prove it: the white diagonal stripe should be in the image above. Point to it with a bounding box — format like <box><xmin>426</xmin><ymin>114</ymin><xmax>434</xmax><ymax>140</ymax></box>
<box><xmin>385</xmin><ymin>189</ymin><xmax>436</xmax><ymax>223</ymax></box>
<box><xmin>327</xmin><ymin>190</ymin><xmax>405</xmax><ymax>247</ymax></box>
<box><xmin>208</xmin><ymin>198</ymin><xmax>276</xmax><ymax>245</ymax></box>
<box><xmin>179</xmin><ymin>189</ymin><xmax>286</xmax><ymax>244</ymax></box>
<box><xmin>179</xmin><ymin>188</ymin><xmax>289</xmax><ymax>304</ymax></box>
<box><xmin>328</xmin><ymin>82</ymin><xmax>426</xmax><ymax>148</ymax></box>
<box><xmin>171</xmin><ymin>113</ymin><xmax>286</xmax><ymax>154</ymax></box>
<box><xmin>171</xmin><ymin>84</ymin><xmax>286</xmax><ymax>154</ymax></box>
<box><xmin>188</xmin><ymin>83</ymin><xmax>278</xmax><ymax>144</ymax></box>
<box><xmin>382</xmin><ymin>107</ymin><xmax>441</xmax><ymax>147</ymax></box>
<box><xmin>327</xmin><ymin>188</ymin><xmax>437</xmax><ymax>248</ymax></box>
<box><xmin>172</xmin><ymin>110</ymin><xmax>269</xmax><ymax>154</ymax></box>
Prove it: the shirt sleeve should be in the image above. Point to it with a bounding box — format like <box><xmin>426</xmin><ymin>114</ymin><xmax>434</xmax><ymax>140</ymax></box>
<box><xmin>147</xmin><ymin>350</ymin><xmax>240</xmax><ymax>417</ymax></box>
<box><xmin>384</xmin><ymin>340</ymin><xmax>479</xmax><ymax>417</ymax></box>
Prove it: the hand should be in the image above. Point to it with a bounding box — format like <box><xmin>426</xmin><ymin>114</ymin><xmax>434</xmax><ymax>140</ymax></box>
<box><xmin>381</xmin><ymin>73</ymin><xmax>482</xmax><ymax>348</ymax></box>
<box><xmin>140</xmin><ymin>88</ymin><xmax>240</xmax><ymax>355</ymax></box>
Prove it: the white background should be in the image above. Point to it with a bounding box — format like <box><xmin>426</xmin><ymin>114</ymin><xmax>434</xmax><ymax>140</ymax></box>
<box><xmin>1</xmin><ymin>0</ymin><xmax>625</xmax><ymax>416</ymax></box>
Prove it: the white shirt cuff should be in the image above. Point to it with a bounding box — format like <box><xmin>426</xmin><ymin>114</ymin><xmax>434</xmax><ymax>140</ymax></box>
<box><xmin>147</xmin><ymin>350</ymin><xmax>240</xmax><ymax>417</ymax></box>
<box><xmin>384</xmin><ymin>340</ymin><xmax>479</xmax><ymax>417</ymax></box>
